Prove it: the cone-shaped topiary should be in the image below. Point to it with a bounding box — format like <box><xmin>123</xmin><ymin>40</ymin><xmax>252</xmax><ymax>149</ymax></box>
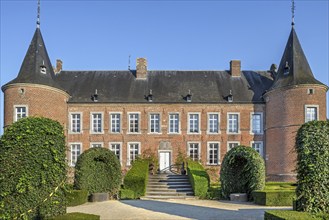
<box><xmin>220</xmin><ymin>145</ymin><xmax>265</xmax><ymax>200</ymax></box>
<box><xmin>74</xmin><ymin>147</ymin><xmax>122</xmax><ymax>196</ymax></box>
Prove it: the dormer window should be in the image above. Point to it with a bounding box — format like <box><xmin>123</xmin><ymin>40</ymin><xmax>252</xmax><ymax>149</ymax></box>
<box><xmin>283</xmin><ymin>61</ymin><xmax>290</xmax><ymax>75</ymax></box>
<box><xmin>92</xmin><ymin>89</ymin><xmax>98</xmax><ymax>102</ymax></box>
<box><xmin>186</xmin><ymin>90</ymin><xmax>192</xmax><ymax>102</ymax></box>
<box><xmin>147</xmin><ymin>89</ymin><xmax>153</xmax><ymax>102</ymax></box>
<box><xmin>227</xmin><ymin>90</ymin><xmax>233</xmax><ymax>102</ymax></box>
<box><xmin>40</xmin><ymin>65</ymin><xmax>47</xmax><ymax>74</ymax></box>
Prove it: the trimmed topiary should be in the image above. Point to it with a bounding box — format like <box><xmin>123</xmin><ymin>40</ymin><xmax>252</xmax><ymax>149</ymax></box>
<box><xmin>187</xmin><ymin>160</ymin><xmax>210</xmax><ymax>198</ymax></box>
<box><xmin>74</xmin><ymin>147</ymin><xmax>122</xmax><ymax>197</ymax></box>
<box><xmin>295</xmin><ymin>120</ymin><xmax>329</xmax><ymax>214</ymax></box>
<box><xmin>0</xmin><ymin>117</ymin><xmax>67</xmax><ymax>219</ymax></box>
<box><xmin>220</xmin><ymin>145</ymin><xmax>265</xmax><ymax>200</ymax></box>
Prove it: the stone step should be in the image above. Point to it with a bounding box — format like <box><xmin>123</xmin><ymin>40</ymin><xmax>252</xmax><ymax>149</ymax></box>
<box><xmin>141</xmin><ymin>195</ymin><xmax>196</xmax><ymax>200</ymax></box>
<box><xmin>147</xmin><ymin>184</ymin><xmax>192</xmax><ymax>189</ymax></box>
<box><xmin>146</xmin><ymin>192</ymin><xmax>194</xmax><ymax>197</ymax></box>
<box><xmin>148</xmin><ymin>179</ymin><xmax>190</xmax><ymax>183</ymax></box>
<box><xmin>146</xmin><ymin>188</ymin><xmax>193</xmax><ymax>193</ymax></box>
<box><xmin>149</xmin><ymin>175</ymin><xmax>189</xmax><ymax>179</ymax></box>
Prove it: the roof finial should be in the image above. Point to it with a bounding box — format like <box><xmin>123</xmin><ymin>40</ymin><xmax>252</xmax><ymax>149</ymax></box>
<box><xmin>37</xmin><ymin>0</ymin><xmax>40</xmax><ymax>28</ymax></box>
<box><xmin>291</xmin><ymin>0</ymin><xmax>295</xmax><ymax>26</ymax></box>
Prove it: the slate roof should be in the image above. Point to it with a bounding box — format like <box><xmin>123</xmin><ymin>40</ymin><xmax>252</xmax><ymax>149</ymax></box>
<box><xmin>55</xmin><ymin>70</ymin><xmax>273</xmax><ymax>103</ymax></box>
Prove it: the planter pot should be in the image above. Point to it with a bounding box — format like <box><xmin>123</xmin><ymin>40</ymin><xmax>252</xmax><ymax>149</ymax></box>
<box><xmin>229</xmin><ymin>193</ymin><xmax>247</xmax><ymax>202</ymax></box>
<box><xmin>89</xmin><ymin>193</ymin><xmax>109</xmax><ymax>202</ymax></box>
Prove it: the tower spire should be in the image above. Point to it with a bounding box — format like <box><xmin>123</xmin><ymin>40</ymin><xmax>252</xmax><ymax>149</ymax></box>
<box><xmin>37</xmin><ymin>0</ymin><xmax>40</xmax><ymax>28</ymax></box>
<box><xmin>291</xmin><ymin>0</ymin><xmax>295</xmax><ymax>26</ymax></box>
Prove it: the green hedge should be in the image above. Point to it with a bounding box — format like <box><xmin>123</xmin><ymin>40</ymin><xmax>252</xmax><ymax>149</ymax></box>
<box><xmin>0</xmin><ymin>117</ymin><xmax>67</xmax><ymax>220</ymax></box>
<box><xmin>253</xmin><ymin>190</ymin><xmax>295</xmax><ymax>206</ymax></box>
<box><xmin>187</xmin><ymin>160</ymin><xmax>210</xmax><ymax>199</ymax></box>
<box><xmin>295</xmin><ymin>121</ymin><xmax>329</xmax><ymax>213</ymax></box>
<box><xmin>66</xmin><ymin>190</ymin><xmax>88</xmax><ymax>207</ymax></box>
<box><xmin>48</xmin><ymin>212</ymin><xmax>100</xmax><ymax>220</ymax></box>
<box><xmin>74</xmin><ymin>147</ymin><xmax>122</xmax><ymax>196</ymax></box>
<box><xmin>119</xmin><ymin>189</ymin><xmax>135</xmax><ymax>200</ymax></box>
<box><xmin>220</xmin><ymin>145</ymin><xmax>265</xmax><ymax>200</ymax></box>
<box><xmin>264</xmin><ymin>210</ymin><xmax>321</xmax><ymax>220</ymax></box>
<box><xmin>123</xmin><ymin>159</ymin><xmax>149</xmax><ymax>199</ymax></box>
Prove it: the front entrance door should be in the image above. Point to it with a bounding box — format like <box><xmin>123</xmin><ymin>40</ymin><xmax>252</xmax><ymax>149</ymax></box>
<box><xmin>159</xmin><ymin>152</ymin><xmax>171</xmax><ymax>172</ymax></box>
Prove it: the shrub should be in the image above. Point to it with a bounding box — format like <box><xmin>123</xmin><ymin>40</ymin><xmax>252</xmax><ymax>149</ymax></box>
<box><xmin>220</xmin><ymin>145</ymin><xmax>265</xmax><ymax>200</ymax></box>
<box><xmin>264</xmin><ymin>210</ymin><xmax>321</xmax><ymax>220</ymax></box>
<box><xmin>295</xmin><ymin>121</ymin><xmax>329</xmax><ymax>213</ymax></box>
<box><xmin>0</xmin><ymin>117</ymin><xmax>67</xmax><ymax>219</ymax></box>
<box><xmin>253</xmin><ymin>190</ymin><xmax>295</xmax><ymax>206</ymax></box>
<box><xmin>66</xmin><ymin>190</ymin><xmax>88</xmax><ymax>207</ymax></box>
<box><xmin>206</xmin><ymin>183</ymin><xmax>221</xmax><ymax>200</ymax></box>
<box><xmin>187</xmin><ymin>160</ymin><xmax>210</xmax><ymax>199</ymax></box>
<box><xmin>48</xmin><ymin>212</ymin><xmax>100</xmax><ymax>220</ymax></box>
<box><xmin>119</xmin><ymin>189</ymin><xmax>136</xmax><ymax>200</ymax></box>
<box><xmin>123</xmin><ymin>159</ymin><xmax>149</xmax><ymax>199</ymax></box>
<box><xmin>74</xmin><ymin>147</ymin><xmax>122</xmax><ymax>196</ymax></box>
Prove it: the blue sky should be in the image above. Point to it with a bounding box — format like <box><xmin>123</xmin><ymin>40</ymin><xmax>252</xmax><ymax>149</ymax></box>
<box><xmin>0</xmin><ymin>0</ymin><xmax>328</xmax><ymax>133</ymax></box>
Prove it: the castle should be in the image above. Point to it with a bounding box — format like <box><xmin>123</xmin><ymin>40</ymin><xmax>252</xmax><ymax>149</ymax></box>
<box><xmin>2</xmin><ymin>6</ymin><xmax>327</xmax><ymax>182</ymax></box>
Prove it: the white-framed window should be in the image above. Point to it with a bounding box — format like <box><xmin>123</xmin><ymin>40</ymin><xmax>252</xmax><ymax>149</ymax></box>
<box><xmin>14</xmin><ymin>105</ymin><xmax>28</xmax><ymax>122</ymax></box>
<box><xmin>227</xmin><ymin>141</ymin><xmax>240</xmax><ymax>151</ymax></box>
<box><xmin>70</xmin><ymin>143</ymin><xmax>82</xmax><ymax>166</ymax></box>
<box><xmin>109</xmin><ymin>142</ymin><xmax>122</xmax><ymax>163</ymax></box>
<box><xmin>207</xmin><ymin>113</ymin><xmax>220</xmax><ymax>134</ymax></box>
<box><xmin>188</xmin><ymin>142</ymin><xmax>200</xmax><ymax>161</ymax></box>
<box><xmin>90</xmin><ymin>142</ymin><xmax>103</xmax><ymax>148</ymax></box>
<box><xmin>305</xmin><ymin>105</ymin><xmax>319</xmax><ymax>122</ymax></box>
<box><xmin>227</xmin><ymin>113</ymin><xmax>239</xmax><ymax>134</ymax></box>
<box><xmin>149</xmin><ymin>113</ymin><xmax>160</xmax><ymax>133</ymax></box>
<box><xmin>207</xmin><ymin>142</ymin><xmax>220</xmax><ymax>165</ymax></box>
<box><xmin>251</xmin><ymin>141</ymin><xmax>264</xmax><ymax>157</ymax></box>
<box><xmin>70</xmin><ymin>113</ymin><xmax>82</xmax><ymax>133</ymax></box>
<box><xmin>128</xmin><ymin>113</ymin><xmax>140</xmax><ymax>133</ymax></box>
<box><xmin>188</xmin><ymin>113</ymin><xmax>200</xmax><ymax>134</ymax></box>
<box><xmin>168</xmin><ymin>113</ymin><xmax>180</xmax><ymax>134</ymax></box>
<box><xmin>91</xmin><ymin>113</ymin><xmax>103</xmax><ymax>133</ymax></box>
<box><xmin>127</xmin><ymin>142</ymin><xmax>141</xmax><ymax>165</ymax></box>
<box><xmin>250</xmin><ymin>112</ymin><xmax>263</xmax><ymax>134</ymax></box>
<box><xmin>110</xmin><ymin>113</ymin><xmax>121</xmax><ymax>133</ymax></box>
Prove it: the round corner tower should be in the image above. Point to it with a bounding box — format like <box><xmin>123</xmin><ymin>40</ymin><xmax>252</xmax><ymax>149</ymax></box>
<box><xmin>264</xmin><ymin>26</ymin><xmax>328</xmax><ymax>182</ymax></box>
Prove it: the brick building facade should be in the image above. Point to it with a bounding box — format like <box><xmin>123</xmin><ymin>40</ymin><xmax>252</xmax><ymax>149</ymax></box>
<box><xmin>2</xmin><ymin>22</ymin><xmax>327</xmax><ymax>181</ymax></box>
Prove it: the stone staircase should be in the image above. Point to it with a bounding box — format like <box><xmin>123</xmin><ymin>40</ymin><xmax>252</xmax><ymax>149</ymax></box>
<box><xmin>142</xmin><ymin>173</ymin><xmax>195</xmax><ymax>199</ymax></box>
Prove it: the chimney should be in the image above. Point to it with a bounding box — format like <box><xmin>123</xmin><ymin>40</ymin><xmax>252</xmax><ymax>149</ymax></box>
<box><xmin>54</xmin><ymin>59</ymin><xmax>63</xmax><ymax>74</ymax></box>
<box><xmin>136</xmin><ymin>58</ymin><xmax>147</xmax><ymax>79</ymax></box>
<box><xmin>230</xmin><ymin>60</ymin><xmax>241</xmax><ymax>77</ymax></box>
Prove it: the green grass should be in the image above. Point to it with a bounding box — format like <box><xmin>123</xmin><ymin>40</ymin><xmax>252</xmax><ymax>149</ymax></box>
<box><xmin>48</xmin><ymin>212</ymin><xmax>100</xmax><ymax>220</ymax></box>
<box><xmin>206</xmin><ymin>183</ymin><xmax>221</xmax><ymax>200</ymax></box>
<box><xmin>264</xmin><ymin>210</ymin><xmax>323</xmax><ymax>220</ymax></box>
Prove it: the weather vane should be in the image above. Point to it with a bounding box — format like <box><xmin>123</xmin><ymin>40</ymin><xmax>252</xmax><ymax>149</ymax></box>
<box><xmin>37</xmin><ymin>0</ymin><xmax>40</xmax><ymax>28</ymax></box>
<box><xmin>291</xmin><ymin>0</ymin><xmax>295</xmax><ymax>26</ymax></box>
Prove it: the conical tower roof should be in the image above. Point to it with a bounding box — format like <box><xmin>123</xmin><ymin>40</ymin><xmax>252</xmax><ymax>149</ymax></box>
<box><xmin>270</xmin><ymin>27</ymin><xmax>326</xmax><ymax>90</ymax></box>
<box><xmin>2</xmin><ymin>28</ymin><xmax>63</xmax><ymax>90</ymax></box>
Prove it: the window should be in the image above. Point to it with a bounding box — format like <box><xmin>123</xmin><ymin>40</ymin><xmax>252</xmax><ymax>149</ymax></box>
<box><xmin>227</xmin><ymin>142</ymin><xmax>240</xmax><ymax>151</ymax></box>
<box><xmin>208</xmin><ymin>113</ymin><xmax>219</xmax><ymax>134</ymax></box>
<box><xmin>228</xmin><ymin>113</ymin><xmax>239</xmax><ymax>133</ymax></box>
<box><xmin>188</xmin><ymin>113</ymin><xmax>200</xmax><ymax>133</ymax></box>
<box><xmin>110</xmin><ymin>113</ymin><xmax>121</xmax><ymax>133</ymax></box>
<box><xmin>188</xmin><ymin>143</ymin><xmax>200</xmax><ymax>161</ymax></box>
<box><xmin>251</xmin><ymin>113</ymin><xmax>263</xmax><ymax>134</ymax></box>
<box><xmin>305</xmin><ymin>106</ymin><xmax>318</xmax><ymax>122</ymax></box>
<box><xmin>14</xmin><ymin>106</ymin><xmax>27</xmax><ymax>122</ymax></box>
<box><xmin>168</xmin><ymin>113</ymin><xmax>179</xmax><ymax>133</ymax></box>
<box><xmin>308</xmin><ymin>88</ymin><xmax>314</xmax><ymax>95</ymax></box>
<box><xmin>129</xmin><ymin>113</ymin><xmax>140</xmax><ymax>133</ymax></box>
<box><xmin>110</xmin><ymin>143</ymin><xmax>121</xmax><ymax>162</ymax></box>
<box><xmin>128</xmin><ymin>143</ymin><xmax>140</xmax><ymax>165</ymax></box>
<box><xmin>70</xmin><ymin>113</ymin><xmax>81</xmax><ymax>133</ymax></box>
<box><xmin>70</xmin><ymin>143</ymin><xmax>82</xmax><ymax>166</ymax></box>
<box><xmin>90</xmin><ymin>143</ymin><xmax>103</xmax><ymax>148</ymax></box>
<box><xmin>91</xmin><ymin>113</ymin><xmax>103</xmax><ymax>133</ymax></box>
<box><xmin>207</xmin><ymin>142</ymin><xmax>219</xmax><ymax>165</ymax></box>
<box><xmin>149</xmin><ymin>113</ymin><xmax>160</xmax><ymax>133</ymax></box>
<box><xmin>251</xmin><ymin>141</ymin><xmax>264</xmax><ymax>157</ymax></box>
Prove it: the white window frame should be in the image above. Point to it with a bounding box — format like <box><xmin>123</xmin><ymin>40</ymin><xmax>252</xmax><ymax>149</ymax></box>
<box><xmin>69</xmin><ymin>112</ymin><xmax>82</xmax><ymax>134</ymax></box>
<box><xmin>251</xmin><ymin>141</ymin><xmax>264</xmax><ymax>157</ymax></box>
<box><xmin>187</xmin><ymin>142</ymin><xmax>201</xmax><ymax>161</ymax></box>
<box><xmin>128</xmin><ymin>112</ymin><xmax>141</xmax><ymax>134</ymax></box>
<box><xmin>69</xmin><ymin>143</ymin><xmax>82</xmax><ymax>167</ymax></box>
<box><xmin>227</xmin><ymin>112</ymin><xmax>240</xmax><ymax>134</ymax></box>
<box><xmin>109</xmin><ymin>142</ymin><xmax>122</xmax><ymax>164</ymax></box>
<box><xmin>149</xmin><ymin>113</ymin><xmax>161</xmax><ymax>134</ymax></box>
<box><xmin>304</xmin><ymin>105</ymin><xmax>319</xmax><ymax>123</ymax></box>
<box><xmin>207</xmin><ymin>142</ymin><xmax>220</xmax><ymax>165</ymax></box>
<box><xmin>227</xmin><ymin>141</ymin><xmax>240</xmax><ymax>152</ymax></box>
<box><xmin>14</xmin><ymin>105</ymin><xmax>28</xmax><ymax>122</ymax></box>
<box><xmin>188</xmin><ymin>113</ymin><xmax>201</xmax><ymax>134</ymax></box>
<box><xmin>110</xmin><ymin>112</ymin><xmax>122</xmax><ymax>134</ymax></box>
<box><xmin>90</xmin><ymin>112</ymin><xmax>104</xmax><ymax>134</ymax></box>
<box><xmin>250</xmin><ymin>112</ymin><xmax>263</xmax><ymax>135</ymax></box>
<box><xmin>207</xmin><ymin>112</ymin><xmax>220</xmax><ymax>134</ymax></box>
<box><xmin>168</xmin><ymin>113</ymin><xmax>180</xmax><ymax>134</ymax></box>
<box><xmin>90</xmin><ymin>142</ymin><xmax>103</xmax><ymax>148</ymax></box>
<box><xmin>127</xmin><ymin>142</ymin><xmax>141</xmax><ymax>166</ymax></box>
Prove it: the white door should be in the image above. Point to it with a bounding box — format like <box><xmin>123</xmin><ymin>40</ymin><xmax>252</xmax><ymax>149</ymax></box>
<box><xmin>159</xmin><ymin>152</ymin><xmax>170</xmax><ymax>171</ymax></box>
